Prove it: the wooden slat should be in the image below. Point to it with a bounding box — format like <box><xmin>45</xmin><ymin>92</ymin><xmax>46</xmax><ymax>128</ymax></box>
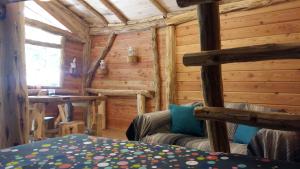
<box><xmin>177</xmin><ymin>91</ymin><xmax>300</xmax><ymax>106</ymax></box>
<box><xmin>195</xmin><ymin>106</ymin><xmax>300</xmax><ymax>131</ymax></box>
<box><xmin>177</xmin><ymin>81</ymin><xmax>300</xmax><ymax>94</ymax></box>
<box><xmin>167</xmin><ymin>0</ymin><xmax>294</xmax><ymax>25</ymax></box>
<box><xmin>177</xmin><ymin>70</ymin><xmax>300</xmax><ymax>82</ymax></box>
<box><xmin>183</xmin><ymin>43</ymin><xmax>300</xmax><ymax>66</ymax></box>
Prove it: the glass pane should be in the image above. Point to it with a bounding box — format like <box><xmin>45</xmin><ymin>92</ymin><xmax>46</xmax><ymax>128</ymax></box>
<box><xmin>25</xmin><ymin>25</ymin><xmax>63</xmax><ymax>45</ymax></box>
<box><xmin>25</xmin><ymin>44</ymin><xmax>62</xmax><ymax>87</ymax></box>
<box><xmin>24</xmin><ymin>1</ymin><xmax>69</xmax><ymax>32</ymax></box>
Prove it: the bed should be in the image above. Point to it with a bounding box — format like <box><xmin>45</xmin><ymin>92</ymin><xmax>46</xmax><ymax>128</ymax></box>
<box><xmin>0</xmin><ymin>135</ymin><xmax>299</xmax><ymax>169</ymax></box>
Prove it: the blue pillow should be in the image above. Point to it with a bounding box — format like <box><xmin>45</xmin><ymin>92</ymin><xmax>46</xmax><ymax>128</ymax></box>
<box><xmin>169</xmin><ymin>104</ymin><xmax>204</xmax><ymax>137</ymax></box>
<box><xmin>233</xmin><ymin>124</ymin><xmax>260</xmax><ymax>144</ymax></box>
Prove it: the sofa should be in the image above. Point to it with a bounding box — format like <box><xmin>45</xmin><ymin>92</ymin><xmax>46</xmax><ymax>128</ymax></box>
<box><xmin>127</xmin><ymin>102</ymin><xmax>300</xmax><ymax>162</ymax></box>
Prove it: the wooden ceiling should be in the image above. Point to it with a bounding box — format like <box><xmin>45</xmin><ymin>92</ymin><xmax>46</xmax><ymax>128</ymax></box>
<box><xmin>56</xmin><ymin>0</ymin><xmax>194</xmax><ymax>27</ymax></box>
<box><xmin>21</xmin><ymin>0</ymin><xmax>294</xmax><ymax>39</ymax></box>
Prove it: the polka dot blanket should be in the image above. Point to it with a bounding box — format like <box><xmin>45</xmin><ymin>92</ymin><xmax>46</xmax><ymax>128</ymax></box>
<box><xmin>0</xmin><ymin>134</ymin><xmax>299</xmax><ymax>169</ymax></box>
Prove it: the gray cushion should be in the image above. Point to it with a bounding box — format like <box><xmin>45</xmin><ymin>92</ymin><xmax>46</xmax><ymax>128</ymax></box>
<box><xmin>142</xmin><ymin>133</ymin><xmax>247</xmax><ymax>155</ymax></box>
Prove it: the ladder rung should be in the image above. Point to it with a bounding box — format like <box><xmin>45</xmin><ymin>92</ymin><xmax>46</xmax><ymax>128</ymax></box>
<box><xmin>194</xmin><ymin>106</ymin><xmax>300</xmax><ymax>131</ymax></box>
<box><xmin>183</xmin><ymin>43</ymin><xmax>300</xmax><ymax>66</ymax></box>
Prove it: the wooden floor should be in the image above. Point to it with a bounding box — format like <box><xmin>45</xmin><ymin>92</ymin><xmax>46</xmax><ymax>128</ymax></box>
<box><xmin>101</xmin><ymin>129</ymin><xmax>127</xmax><ymax>140</ymax></box>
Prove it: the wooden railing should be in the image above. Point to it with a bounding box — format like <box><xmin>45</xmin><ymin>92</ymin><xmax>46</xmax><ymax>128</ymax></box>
<box><xmin>86</xmin><ymin>88</ymin><xmax>154</xmax><ymax>115</ymax></box>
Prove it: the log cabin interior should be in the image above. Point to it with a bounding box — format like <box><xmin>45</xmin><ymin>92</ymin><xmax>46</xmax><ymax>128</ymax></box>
<box><xmin>0</xmin><ymin>0</ymin><xmax>300</xmax><ymax>168</ymax></box>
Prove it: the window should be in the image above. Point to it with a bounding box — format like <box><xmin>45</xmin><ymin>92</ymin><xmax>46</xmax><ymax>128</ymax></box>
<box><xmin>25</xmin><ymin>25</ymin><xmax>63</xmax><ymax>87</ymax></box>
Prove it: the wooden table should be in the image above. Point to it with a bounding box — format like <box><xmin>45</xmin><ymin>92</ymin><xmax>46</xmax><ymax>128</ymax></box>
<box><xmin>28</xmin><ymin>95</ymin><xmax>106</xmax><ymax>140</ymax></box>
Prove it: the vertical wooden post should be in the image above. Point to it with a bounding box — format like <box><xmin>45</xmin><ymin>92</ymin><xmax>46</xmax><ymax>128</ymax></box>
<box><xmin>98</xmin><ymin>94</ymin><xmax>106</xmax><ymax>130</ymax></box>
<box><xmin>98</xmin><ymin>100</ymin><xmax>106</xmax><ymax>130</ymax></box>
<box><xmin>137</xmin><ymin>94</ymin><xmax>146</xmax><ymax>115</ymax></box>
<box><xmin>82</xmin><ymin>37</ymin><xmax>91</xmax><ymax>95</ymax></box>
<box><xmin>151</xmin><ymin>27</ymin><xmax>161</xmax><ymax>111</ymax></box>
<box><xmin>165</xmin><ymin>26</ymin><xmax>176</xmax><ymax>108</ymax></box>
<box><xmin>198</xmin><ymin>2</ymin><xmax>230</xmax><ymax>153</ymax></box>
<box><xmin>0</xmin><ymin>2</ymin><xmax>29</xmax><ymax>148</ymax></box>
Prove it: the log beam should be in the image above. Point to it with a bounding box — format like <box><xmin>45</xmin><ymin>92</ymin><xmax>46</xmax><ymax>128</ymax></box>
<box><xmin>183</xmin><ymin>43</ymin><xmax>300</xmax><ymax>66</ymax></box>
<box><xmin>86</xmin><ymin>33</ymin><xmax>116</xmax><ymax>87</ymax></box>
<box><xmin>195</xmin><ymin>107</ymin><xmax>300</xmax><ymax>131</ymax></box>
<box><xmin>90</xmin><ymin>18</ymin><xmax>165</xmax><ymax>35</ymax></box>
<box><xmin>77</xmin><ymin>0</ymin><xmax>108</xmax><ymax>25</ymax></box>
<box><xmin>28</xmin><ymin>89</ymin><xmax>80</xmax><ymax>96</ymax></box>
<box><xmin>25</xmin><ymin>39</ymin><xmax>62</xmax><ymax>48</ymax></box>
<box><xmin>99</xmin><ymin>0</ymin><xmax>128</xmax><ymax>24</ymax></box>
<box><xmin>165</xmin><ymin>26</ymin><xmax>176</xmax><ymax>108</ymax></box>
<box><xmin>151</xmin><ymin>27</ymin><xmax>161</xmax><ymax>111</ymax></box>
<box><xmin>149</xmin><ymin>0</ymin><xmax>168</xmax><ymax>18</ymax></box>
<box><xmin>25</xmin><ymin>18</ymin><xmax>84</xmax><ymax>43</ymax></box>
<box><xmin>35</xmin><ymin>0</ymin><xmax>89</xmax><ymax>41</ymax></box>
<box><xmin>86</xmin><ymin>88</ymin><xmax>154</xmax><ymax>98</ymax></box>
<box><xmin>0</xmin><ymin>2</ymin><xmax>29</xmax><ymax>148</ymax></box>
<box><xmin>197</xmin><ymin>2</ymin><xmax>230</xmax><ymax>153</ymax></box>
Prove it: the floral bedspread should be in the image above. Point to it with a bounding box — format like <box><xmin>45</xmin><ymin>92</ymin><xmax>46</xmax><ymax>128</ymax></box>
<box><xmin>0</xmin><ymin>134</ymin><xmax>299</xmax><ymax>169</ymax></box>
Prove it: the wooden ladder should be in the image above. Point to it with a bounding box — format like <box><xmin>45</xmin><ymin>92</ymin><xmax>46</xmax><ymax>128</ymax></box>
<box><xmin>177</xmin><ymin>0</ymin><xmax>300</xmax><ymax>153</ymax></box>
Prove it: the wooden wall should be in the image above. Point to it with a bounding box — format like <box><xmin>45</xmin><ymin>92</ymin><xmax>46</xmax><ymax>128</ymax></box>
<box><xmin>176</xmin><ymin>1</ymin><xmax>300</xmax><ymax>114</ymax></box>
<box><xmin>62</xmin><ymin>39</ymin><xmax>84</xmax><ymax>90</ymax></box>
<box><xmin>90</xmin><ymin>29</ymin><xmax>167</xmax><ymax>130</ymax></box>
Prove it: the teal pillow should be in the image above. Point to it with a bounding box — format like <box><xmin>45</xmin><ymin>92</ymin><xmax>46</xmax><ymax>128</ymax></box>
<box><xmin>169</xmin><ymin>104</ymin><xmax>204</xmax><ymax>137</ymax></box>
<box><xmin>233</xmin><ymin>124</ymin><xmax>260</xmax><ymax>144</ymax></box>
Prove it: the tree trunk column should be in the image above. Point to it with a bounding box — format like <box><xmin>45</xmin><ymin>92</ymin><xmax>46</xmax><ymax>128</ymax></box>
<box><xmin>0</xmin><ymin>2</ymin><xmax>29</xmax><ymax>148</ymax></box>
<box><xmin>198</xmin><ymin>2</ymin><xmax>230</xmax><ymax>153</ymax></box>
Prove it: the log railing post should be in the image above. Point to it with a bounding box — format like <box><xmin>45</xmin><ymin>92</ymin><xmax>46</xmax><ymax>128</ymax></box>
<box><xmin>165</xmin><ymin>26</ymin><xmax>176</xmax><ymax>108</ymax></box>
<box><xmin>0</xmin><ymin>2</ymin><xmax>29</xmax><ymax>148</ymax></box>
<box><xmin>98</xmin><ymin>93</ymin><xmax>106</xmax><ymax>130</ymax></box>
<box><xmin>137</xmin><ymin>94</ymin><xmax>146</xmax><ymax>115</ymax></box>
<box><xmin>197</xmin><ymin>2</ymin><xmax>230</xmax><ymax>153</ymax></box>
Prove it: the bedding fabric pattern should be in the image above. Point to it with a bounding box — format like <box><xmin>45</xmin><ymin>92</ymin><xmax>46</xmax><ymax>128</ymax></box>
<box><xmin>0</xmin><ymin>135</ymin><xmax>299</xmax><ymax>169</ymax></box>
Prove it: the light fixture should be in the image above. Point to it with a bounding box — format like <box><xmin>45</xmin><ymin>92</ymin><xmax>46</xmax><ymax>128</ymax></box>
<box><xmin>127</xmin><ymin>46</ymin><xmax>138</xmax><ymax>64</ymax></box>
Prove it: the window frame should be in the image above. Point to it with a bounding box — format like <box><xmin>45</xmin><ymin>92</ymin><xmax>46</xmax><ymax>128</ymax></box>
<box><xmin>25</xmin><ymin>32</ymin><xmax>65</xmax><ymax>88</ymax></box>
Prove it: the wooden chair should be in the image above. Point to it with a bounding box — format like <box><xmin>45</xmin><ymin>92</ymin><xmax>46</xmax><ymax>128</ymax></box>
<box><xmin>56</xmin><ymin>104</ymin><xmax>86</xmax><ymax>136</ymax></box>
<box><xmin>29</xmin><ymin>90</ymin><xmax>55</xmax><ymax>141</ymax></box>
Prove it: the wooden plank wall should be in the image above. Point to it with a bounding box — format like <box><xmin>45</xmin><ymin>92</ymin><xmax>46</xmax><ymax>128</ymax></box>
<box><xmin>90</xmin><ymin>29</ymin><xmax>167</xmax><ymax>130</ymax></box>
<box><xmin>62</xmin><ymin>39</ymin><xmax>84</xmax><ymax>90</ymax></box>
<box><xmin>176</xmin><ymin>1</ymin><xmax>300</xmax><ymax>114</ymax></box>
